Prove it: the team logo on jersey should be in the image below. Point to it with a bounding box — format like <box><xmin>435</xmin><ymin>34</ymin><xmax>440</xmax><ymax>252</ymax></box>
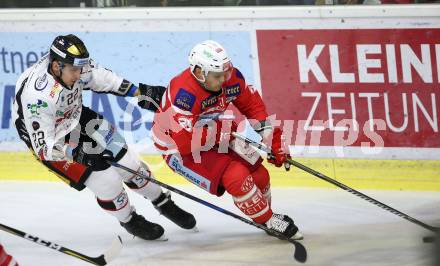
<box><xmin>27</xmin><ymin>100</ymin><xmax>48</xmax><ymax>116</ymax></box>
<box><xmin>50</xmin><ymin>82</ymin><xmax>62</xmax><ymax>98</ymax></box>
<box><xmin>174</xmin><ymin>88</ymin><xmax>196</xmax><ymax>111</ymax></box>
<box><xmin>34</xmin><ymin>74</ymin><xmax>48</xmax><ymax>91</ymax></box>
<box><xmin>240</xmin><ymin>175</ymin><xmax>254</xmax><ymax>193</ymax></box>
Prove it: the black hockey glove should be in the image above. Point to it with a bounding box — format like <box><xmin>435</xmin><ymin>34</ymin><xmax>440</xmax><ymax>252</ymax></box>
<box><xmin>72</xmin><ymin>144</ymin><xmax>114</xmax><ymax>171</ymax></box>
<box><xmin>137</xmin><ymin>83</ymin><xmax>166</xmax><ymax>112</ymax></box>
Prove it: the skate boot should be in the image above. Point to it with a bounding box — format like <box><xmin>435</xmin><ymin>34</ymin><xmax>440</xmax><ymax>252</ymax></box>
<box><xmin>120</xmin><ymin>212</ymin><xmax>165</xmax><ymax>240</ymax></box>
<box><xmin>265</xmin><ymin>213</ymin><xmax>303</xmax><ymax>240</ymax></box>
<box><xmin>152</xmin><ymin>191</ymin><xmax>197</xmax><ymax>230</ymax></box>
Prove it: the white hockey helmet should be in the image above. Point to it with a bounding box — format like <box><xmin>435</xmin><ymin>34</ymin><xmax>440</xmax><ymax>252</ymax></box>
<box><xmin>188</xmin><ymin>40</ymin><xmax>232</xmax><ymax>82</ymax></box>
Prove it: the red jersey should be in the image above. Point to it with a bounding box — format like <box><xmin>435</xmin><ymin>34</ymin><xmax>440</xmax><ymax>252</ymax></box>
<box><xmin>152</xmin><ymin>67</ymin><xmax>268</xmax><ymax>156</ymax></box>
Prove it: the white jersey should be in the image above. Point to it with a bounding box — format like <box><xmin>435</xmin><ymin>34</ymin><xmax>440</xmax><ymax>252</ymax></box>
<box><xmin>13</xmin><ymin>54</ymin><xmax>129</xmax><ymax>161</ymax></box>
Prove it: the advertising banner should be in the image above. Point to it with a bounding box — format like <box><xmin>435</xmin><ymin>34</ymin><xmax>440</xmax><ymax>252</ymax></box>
<box><xmin>257</xmin><ymin>29</ymin><xmax>440</xmax><ymax>151</ymax></box>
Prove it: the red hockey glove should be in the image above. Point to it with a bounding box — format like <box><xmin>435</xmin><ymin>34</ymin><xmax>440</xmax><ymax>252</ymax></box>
<box><xmin>267</xmin><ymin>128</ymin><xmax>291</xmax><ymax>171</ymax></box>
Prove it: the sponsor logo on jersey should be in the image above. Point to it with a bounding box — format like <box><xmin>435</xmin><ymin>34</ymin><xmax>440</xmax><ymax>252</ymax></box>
<box><xmin>34</xmin><ymin>74</ymin><xmax>48</xmax><ymax>91</ymax></box>
<box><xmin>37</xmin><ymin>145</ymin><xmax>47</xmax><ymax>160</ymax></box>
<box><xmin>169</xmin><ymin>155</ymin><xmax>211</xmax><ymax>192</ymax></box>
<box><xmin>50</xmin><ymin>82</ymin><xmax>62</xmax><ymax>98</ymax></box>
<box><xmin>73</xmin><ymin>57</ymin><xmax>89</xmax><ymax>67</ymax></box>
<box><xmin>55</xmin><ymin>105</ymin><xmax>82</xmax><ymax>131</ymax></box>
<box><xmin>225</xmin><ymin>83</ymin><xmax>241</xmax><ymax>98</ymax></box>
<box><xmin>131</xmin><ymin>168</ymin><xmax>150</xmax><ymax>188</ymax></box>
<box><xmin>62</xmin><ymin>161</ymin><xmax>73</xmax><ymax>171</ymax></box>
<box><xmin>55</xmin><ymin>110</ymin><xmax>64</xmax><ymax>117</ymax></box>
<box><xmin>32</xmin><ymin>121</ymin><xmax>40</xmax><ymax>130</ymax></box>
<box><xmin>198</xmin><ymin>112</ymin><xmax>221</xmax><ymax>121</ymax></box>
<box><xmin>104</xmin><ymin>125</ymin><xmax>116</xmax><ymax>144</ymax></box>
<box><xmin>177</xmin><ymin>116</ymin><xmax>193</xmax><ymax>132</ymax></box>
<box><xmin>201</xmin><ymin>95</ymin><xmax>218</xmax><ymax>111</ymax></box>
<box><xmin>27</xmin><ymin>100</ymin><xmax>48</xmax><ymax>116</ymax></box>
<box><xmin>55</xmin><ymin>108</ymin><xmax>73</xmax><ymax>126</ymax></box>
<box><xmin>218</xmin><ymin>96</ymin><xmax>225</xmax><ymax>108</ymax></box>
<box><xmin>114</xmin><ymin>190</ymin><xmax>129</xmax><ymax>210</ymax></box>
<box><xmin>174</xmin><ymin>88</ymin><xmax>196</xmax><ymax>111</ymax></box>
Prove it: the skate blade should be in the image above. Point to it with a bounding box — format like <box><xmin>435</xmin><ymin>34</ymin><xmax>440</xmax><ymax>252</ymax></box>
<box><xmin>291</xmin><ymin>231</ymin><xmax>304</xmax><ymax>240</ymax></box>
<box><xmin>130</xmin><ymin>235</ymin><xmax>169</xmax><ymax>242</ymax></box>
<box><xmin>190</xmin><ymin>226</ymin><xmax>199</xmax><ymax>233</ymax></box>
<box><xmin>156</xmin><ymin>235</ymin><xmax>169</xmax><ymax>241</ymax></box>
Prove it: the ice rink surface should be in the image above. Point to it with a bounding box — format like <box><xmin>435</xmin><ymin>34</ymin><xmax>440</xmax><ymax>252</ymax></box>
<box><xmin>1</xmin><ymin>181</ymin><xmax>439</xmax><ymax>266</ymax></box>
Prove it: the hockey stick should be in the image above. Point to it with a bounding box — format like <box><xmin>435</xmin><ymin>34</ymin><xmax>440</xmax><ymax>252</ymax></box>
<box><xmin>109</xmin><ymin>160</ymin><xmax>307</xmax><ymax>263</ymax></box>
<box><xmin>232</xmin><ymin>132</ymin><xmax>440</xmax><ymax>234</ymax></box>
<box><xmin>0</xmin><ymin>223</ymin><xmax>122</xmax><ymax>265</ymax></box>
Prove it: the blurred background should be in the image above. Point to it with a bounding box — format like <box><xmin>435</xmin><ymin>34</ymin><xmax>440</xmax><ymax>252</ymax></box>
<box><xmin>1</xmin><ymin>0</ymin><xmax>439</xmax><ymax>8</ymax></box>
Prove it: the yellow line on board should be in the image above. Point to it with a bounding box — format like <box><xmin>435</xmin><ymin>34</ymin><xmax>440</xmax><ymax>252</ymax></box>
<box><xmin>0</xmin><ymin>152</ymin><xmax>439</xmax><ymax>191</ymax></box>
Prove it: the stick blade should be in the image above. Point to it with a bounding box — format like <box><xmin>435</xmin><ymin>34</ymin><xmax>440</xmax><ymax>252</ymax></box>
<box><xmin>291</xmin><ymin>240</ymin><xmax>307</xmax><ymax>263</ymax></box>
<box><xmin>423</xmin><ymin>236</ymin><xmax>436</xmax><ymax>243</ymax></box>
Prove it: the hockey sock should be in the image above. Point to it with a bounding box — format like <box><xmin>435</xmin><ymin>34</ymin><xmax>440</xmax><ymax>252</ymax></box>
<box><xmin>114</xmin><ymin>149</ymin><xmax>162</xmax><ymax>201</ymax></box>
<box><xmin>222</xmin><ymin>161</ymin><xmax>273</xmax><ymax>224</ymax></box>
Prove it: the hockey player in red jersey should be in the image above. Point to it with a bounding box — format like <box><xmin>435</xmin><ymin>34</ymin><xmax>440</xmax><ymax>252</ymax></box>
<box><xmin>0</xmin><ymin>244</ymin><xmax>18</xmax><ymax>266</ymax></box>
<box><xmin>152</xmin><ymin>40</ymin><xmax>303</xmax><ymax>240</ymax></box>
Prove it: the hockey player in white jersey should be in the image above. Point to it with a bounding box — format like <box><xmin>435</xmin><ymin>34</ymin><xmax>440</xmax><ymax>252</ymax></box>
<box><xmin>13</xmin><ymin>34</ymin><xmax>196</xmax><ymax>240</ymax></box>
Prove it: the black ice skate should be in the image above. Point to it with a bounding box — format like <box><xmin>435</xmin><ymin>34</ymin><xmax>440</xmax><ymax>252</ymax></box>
<box><xmin>120</xmin><ymin>212</ymin><xmax>165</xmax><ymax>240</ymax></box>
<box><xmin>265</xmin><ymin>213</ymin><xmax>303</xmax><ymax>240</ymax></box>
<box><xmin>152</xmin><ymin>191</ymin><xmax>197</xmax><ymax>230</ymax></box>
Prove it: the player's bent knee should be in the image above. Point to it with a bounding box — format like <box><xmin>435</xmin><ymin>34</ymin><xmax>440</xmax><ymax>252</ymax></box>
<box><xmin>85</xmin><ymin>167</ymin><xmax>124</xmax><ymax>199</ymax></box>
<box><xmin>221</xmin><ymin>161</ymin><xmax>253</xmax><ymax>196</ymax></box>
<box><xmin>251</xmin><ymin>165</ymin><xmax>270</xmax><ymax>191</ymax></box>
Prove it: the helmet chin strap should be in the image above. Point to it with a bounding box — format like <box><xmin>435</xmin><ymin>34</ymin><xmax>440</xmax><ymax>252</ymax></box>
<box><xmin>191</xmin><ymin>66</ymin><xmax>222</xmax><ymax>93</ymax></box>
<box><xmin>190</xmin><ymin>67</ymin><xmax>206</xmax><ymax>83</ymax></box>
<box><xmin>51</xmin><ymin>61</ymin><xmax>73</xmax><ymax>90</ymax></box>
<box><xmin>197</xmin><ymin>72</ymin><xmax>214</xmax><ymax>92</ymax></box>
<box><xmin>191</xmin><ymin>67</ymin><xmax>211</xmax><ymax>90</ymax></box>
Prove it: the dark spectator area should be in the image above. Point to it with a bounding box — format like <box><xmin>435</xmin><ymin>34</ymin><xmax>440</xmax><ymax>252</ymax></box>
<box><xmin>0</xmin><ymin>0</ymin><xmax>438</xmax><ymax>7</ymax></box>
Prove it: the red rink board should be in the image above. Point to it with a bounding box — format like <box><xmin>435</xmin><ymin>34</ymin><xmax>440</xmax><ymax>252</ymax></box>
<box><xmin>256</xmin><ymin>29</ymin><xmax>440</xmax><ymax>148</ymax></box>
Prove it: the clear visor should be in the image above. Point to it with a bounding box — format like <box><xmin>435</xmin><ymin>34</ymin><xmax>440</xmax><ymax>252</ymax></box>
<box><xmin>207</xmin><ymin>61</ymin><xmax>233</xmax><ymax>80</ymax></box>
<box><xmin>223</xmin><ymin>61</ymin><xmax>233</xmax><ymax>81</ymax></box>
<box><xmin>73</xmin><ymin>57</ymin><xmax>90</xmax><ymax>68</ymax></box>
